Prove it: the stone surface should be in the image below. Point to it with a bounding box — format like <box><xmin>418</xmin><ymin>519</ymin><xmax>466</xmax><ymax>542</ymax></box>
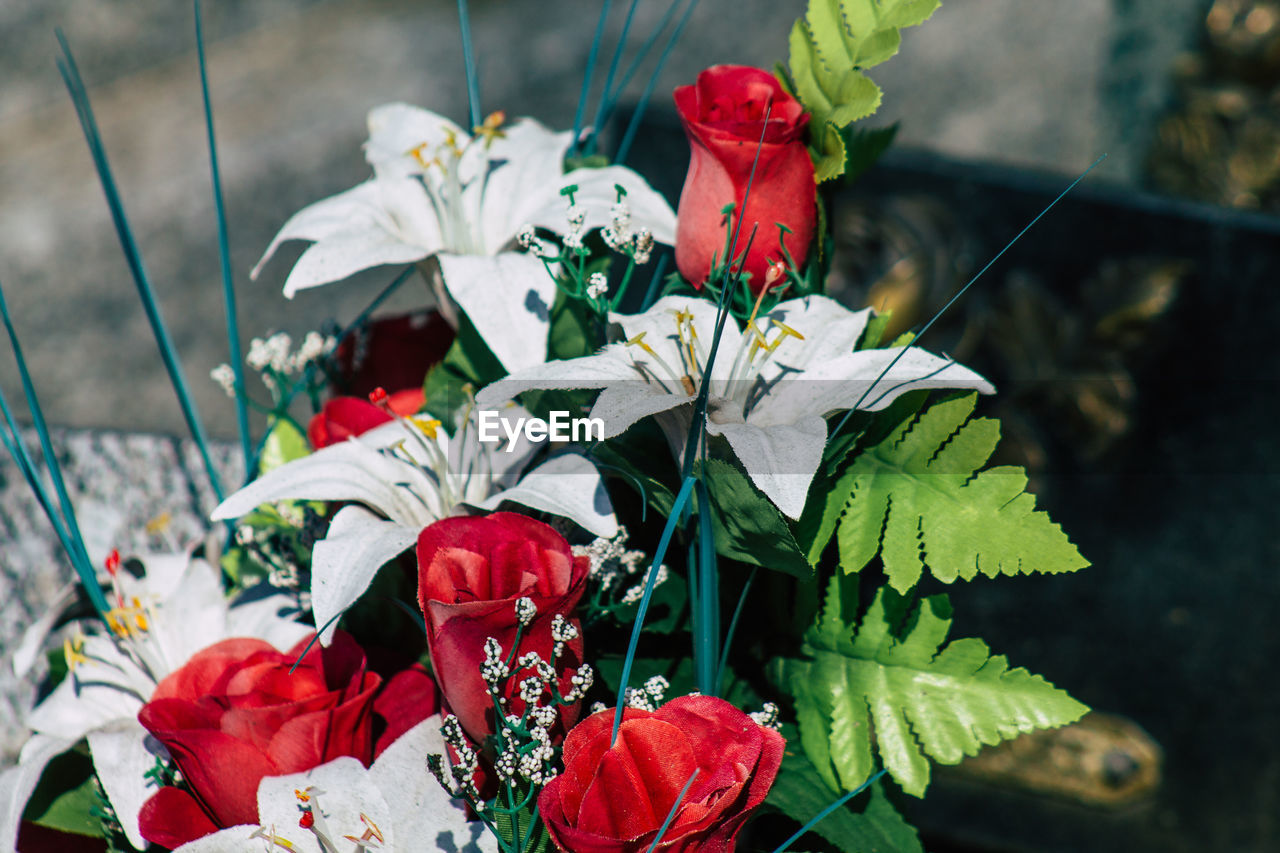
<box><xmin>0</xmin><ymin>429</ymin><xmax>238</xmax><ymax>761</ymax></box>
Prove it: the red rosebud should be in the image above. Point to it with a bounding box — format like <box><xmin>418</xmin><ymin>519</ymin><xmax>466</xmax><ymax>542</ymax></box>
<box><xmin>306</xmin><ymin>388</ymin><xmax>425</xmax><ymax>449</ymax></box>
<box><xmin>417</xmin><ymin>513</ymin><xmax>588</xmax><ymax>745</ymax></box>
<box><xmin>539</xmin><ymin>696</ymin><xmax>785</xmax><ymax>852</ymax></box>
<box><xmin>673</xmin><ymin>65</ymin><xmax>815</xmax><ymax>295</ymax></box>
<box><xmin>136</xmin><ymin>632</ymin><xmax>437</xmax><ymax>848</ymax></box>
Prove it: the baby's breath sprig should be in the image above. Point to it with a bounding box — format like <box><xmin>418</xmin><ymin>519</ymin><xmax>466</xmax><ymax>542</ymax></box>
<box><xmin>573</xmin><ymin>527</ymin><xmax>670</xmax><ymax>626</ymax></box>
<box><xmin>517</xmin><ymin>184</ymin><xmax>653</xmax><ymax>329</ymax></box>
<box><xmin>428</xmin><ymin>597</ymin><xmax>595</xmax><ymax>853</ymax></box>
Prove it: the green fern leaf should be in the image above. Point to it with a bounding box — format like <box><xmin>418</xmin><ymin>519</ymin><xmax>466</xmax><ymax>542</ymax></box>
<box><xmin>823</xmin><ymin>393</ymin><xmax>1088</xmax><ymax>592</ymax></box>
<box><xmin>786</xmin><ymin>0</ymin><xmax>941</xmax><ymax>181</ymax></box>
<box><xmin>787</xmin><ymin>578</ymin><xmax>1089</xmax><ymax>797</ymax></box>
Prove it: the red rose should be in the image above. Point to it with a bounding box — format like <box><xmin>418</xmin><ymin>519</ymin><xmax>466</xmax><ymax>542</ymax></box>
<box><xmin>539</xmin><ymin>695</ymin><xmax>785</xmax><ymax>852</ymax></box>
<box><xmin>674</xmin><ymin>65</ymin><xmax>815</xmax><ymax>294</ymax></box>
<box><xmin>136</xmin><ymin>632</ymin><xmax>437</xmax><ymax>848</ymax></box>
<box><xmin>332</xmin><ymin>308</ymin><xmax>454</xmax><ymax>399</ymax></box>
<box><xmin>417</xmin><ymin>513</ymin><xmax>588</xmax><ymax>745</ymax></box>
<box><xmin>307</xmin><ymin>388</ymin><xmax>424</xmax><ymax>449</ymax></box>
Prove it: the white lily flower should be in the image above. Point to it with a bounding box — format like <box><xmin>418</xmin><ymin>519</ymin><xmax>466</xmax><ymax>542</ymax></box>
<box><xmin>211</xmin><ymin>407</ymin><xmax>618</xmax><ymax>647</ymax></box>
<box><xmin>0</xmin><ymin>551</ymin><xmax>309</xmax><ymax>852</ymax></box>
<box><xmin>252</xmin><ymin>103</ymin><xmax>677</xmax><ymax>373</ymax></box>
<box><xmin>171</xmin><ymin>715</ymin><xmax>496</xmax><ymax>852</ymax></box>
<box><xmin>477</xmin><ymin>294</ymin><xmax>995</xmax><ymax>520</ymax></box>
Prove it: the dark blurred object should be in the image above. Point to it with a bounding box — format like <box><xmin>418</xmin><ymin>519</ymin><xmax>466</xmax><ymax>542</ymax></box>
<box><xmin>828</xmin><ymin>196</ymin><xmax>1190</xmax><ymax>495</ymax></box>
<box><xmin>329</xmin><ymin>307</ymin><xmax>454</xmax><ymax>399</ymax></box>
<box><xmin>1148</xmin><ymin>1</ymin><xmax>1280</xmax><ymax>208</ymax></box>
<box><xmin>947</xmin><ymin>712</ymin><xmax>1162</xmax><ymax>809</ymax></box>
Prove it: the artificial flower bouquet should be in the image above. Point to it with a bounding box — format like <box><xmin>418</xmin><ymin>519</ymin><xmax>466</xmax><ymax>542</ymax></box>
<box><xmin>1</xmin><ymin>1</ymin><xmax>1094</xmax><ymax>851</ymax></box>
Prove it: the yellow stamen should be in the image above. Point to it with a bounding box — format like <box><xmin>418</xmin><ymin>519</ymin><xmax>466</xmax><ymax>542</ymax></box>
<box><xmin>680</xmin><ymin>375</ymin><xmax>697</xmax><ymax>396</ymax></box>
<box><xmin>410</xmin><ymin>417</ymin><xmax>442</xmax><ymax>440</ymax></box>
<box><xmin>625</xmin><ymin>331</ymin><xmax>659</xmax><ymax>360</ymax></box>
<box><xmin>250</xmin><ymin>826</ymin><xmax>298</xmax><ymax>851</ymax></box>
<box><xmin>294</xmin><ymin>789</ymin><xmax>312</xmax><ymax>803</ymax></box>
<box><xmin>474</xmin><ymin>111</ymin><xmax>508</xmax><ymax>146</ymax></box>
<box><xmin>145</xmin><ymin>511</ymin><xmax>171</xmax><ymax>536</ymax></box>
<box><xmin>407</xmin><ymin>142</ymin><xmax>437</xmax><ymax>170</ymax></box>
<box><xmin>63</xmin><ymin>634</ymin><xmax>89</xmax><ymax>671</ymax></box>
<box><xmin>131</xmin><ymin>598</ymin><xmax>150</xmax><ymax>633</ymax></box>
<box><xmin>769</xmin><ymin>318</ymin><xmax>805</xmax><ymax>341</ymax></box>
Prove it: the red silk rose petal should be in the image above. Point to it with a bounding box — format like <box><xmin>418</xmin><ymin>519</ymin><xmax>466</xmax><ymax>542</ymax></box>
<box><xmin>150</xmin><ymin>637</ymin><xmax>277</xmax><ymax>701</ymax></box>
<box><xmin>417</xmin><ymin>514</ymin><xmax>589</xmax><ymax>743</ymax></box>
<box><xmin>387</xmin><ymin>387</ymin><xmax>425</xmax><ymax>417</ymax></box>
<box><xmin>307</xmin><ymin>396</ymin><xmax>394</xmax><ymax>449</ymax></box>
<box><xmin>372</xmin><ymin>663</ymin><xmax>440</xmax><ymax>757</ymax></box>
<box><xmin>137</xmin><ymin>786</ymin><xmax>222</xmax><ymax>850</ymax></box>
<box><xmin>146</xmin><ymin>728</ymin><xmax>279</xmax><ymax>828</ymax></box>
<box><xmin>137</xmin><ymin>630</ymin><xmax>386</xmax><ymax>836</ymax></box>
<box><xmin>673</xmin><ymin>65</ymin><xmax>815</xmax><ymax>294</ymax></box>
<box><xmin>540</xmin><ymin>696</ymin><xmax>785</xmax><ymax>852</ymax></box>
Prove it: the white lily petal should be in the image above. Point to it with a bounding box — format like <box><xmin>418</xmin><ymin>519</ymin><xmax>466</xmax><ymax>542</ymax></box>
<box><xmin>254</xmin><ymin>181</ymin><xmax>419</xmax><ymax>281</ymax></box>
<box><xmin>707</xmin><ymin>417</ymin><xmax>828</xmax><ymax>520</ymax></box>
<box><xmin>282</xmin><ymin>229</ymin><xmax>429</xmax><ymax>299</ymax></box>
<box><xmin>256</xmin><ymin>757</ymin><xmax>390</xmax><ymax>851</ymax></box>
<box><xmin>211</xmin><ymin>438</ymin><xmax>436</xmax><ymax>528</ymax></box>
<box><xmin>476</xmin><ymin>347</ymin><xmax>642</xmax><ymax>408</ymax></box>
<box><xmin>170</xmin><ymin>825</ymin><xmax>262</xmax><ymax>853</ymax></box>
<box><xmin>145</xmin><ymin>558</ymin><xmax>232</xmax><ymax>669</ymax></box>
<box><xmin>0</xmin><ymin>735</ymin><xmax>76</xmax><ymax>853</ymax></box>
<box><xmin>474</xmin><ymin>454</ymin><xmax>618</xmax><ymax>539</ymax></box>
<box><xmin>13</xmin><ymin>582</ymin><xmax>76</xmax><ymax>678</ymax></box>
<box><xmin>591</xmin><ymin>380</ymin><xmax>693</xmax><ymax>437</ymax></box>
<box><xmin>27</xmin><ymin>667</ymin><xmax>144</xmax><ymax>742</ymax></box>
<box><xmin>88</xmin><ymin>721</ymin><xmax>159</xmax><ymax>851</ymax></box>
<box><xmin>438</xmin><ymin>252</ymin><xmax>557</xmax><ymax>372</ymax></box>
<box><xmin>609</xmin><ymin>295</ymin><xmax>737</xmax><ymax>371</ymax></box>
<box><xmin>225</xmin><ymin>591</ymin><xmax>311</xmax><ymax>652</ymax></box>
<box><xmin>764</xmin><ymin>296</ymin><xmax>874</xmax><ymax>370</ymax></box>
<box><xmin>476</xmin><ymin>120</ymin><xmax>574</xmax><ymax>250</ymax></box>
<box><xmin>310</xmin><ymin>506</ymin><xmax>420</xmax><ymax>646</ymax></box>
<box><xmin>761</xmin><ymin>346</ymin><xmax>996</xmax><ymax>423</ymax></box>
<box><xmin>369</xmin><ymin>718</ymin><xmax>498</xmax><ymax>853</ymax></box>
<box><xmin>366</xmin><ymin>103</ymin><xmax>468</xmax><ymax>179</ymax></box>
<box><xmin>524</xmin><ymin>164</ymin><xmax>677</xmax><ymax>246</ymax></box>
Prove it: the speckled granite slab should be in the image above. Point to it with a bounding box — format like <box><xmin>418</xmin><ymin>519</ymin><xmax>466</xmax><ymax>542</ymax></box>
<box><xmin>0</xmin><ymin>428</ymin><xmax>241</xmax><ymax>764</ymax></box>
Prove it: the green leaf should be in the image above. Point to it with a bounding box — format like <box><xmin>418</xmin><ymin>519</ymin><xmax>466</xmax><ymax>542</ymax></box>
<box><xmin>547</xmin><ymin>286</ymin><xmax>596</xmax><ymax>361</ymax></box>
<box><xmin>256</xmin><ymin>417</ymin><xmax>309</xmax><ymax>476</ymax></box>
<box><xmin>818</xmin><ymin>393</ymin><xmax>1088</xmax><ymax>591</ymax></box>
<box><xmin>843</xmin><ymin>124</ymin><xmax>899</xmax><ymax>183</ymax></box>
<box><xmin>24</xmin><ymin>747</ymin><xmax>104</xmax><ymax>838</ymax></box>
<box><xmin>700</xmin><ymin>458</ymin><xmax>811</xmax><ymax>579</ymax></box>
<box><xmin>422</xmin><ymin>311</ymin><xmax>507</xmax><ymax>429</ymax></box>
<box><xmin>786</xmin><ymin>0</ymin><xmax>941</xmax><ymax>181</ymax></box>
<box><xmin>767</xmin><ymin>731</ymin><xmax>923</xmax><ymax>853</ymax></box>
<box><xmin>787</xmin><ymin>577</ymin><xmax>1089</xmax><ymax>797</ymax></box>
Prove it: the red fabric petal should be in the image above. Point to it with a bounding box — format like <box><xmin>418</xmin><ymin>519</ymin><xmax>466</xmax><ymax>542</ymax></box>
<box><xmin>150</xmin><ymin>638</ymin><xmax>277</xmax><ymax>701</ymax></box>
<box><xmin>137</xmin><ymin>784</ymin><xmax>230</xmax><ymax>849</ymax></box>
<box><xmin>372</xmin><ymin>663</ymin><xmax>440</xmax><ymax>757</ymax></box>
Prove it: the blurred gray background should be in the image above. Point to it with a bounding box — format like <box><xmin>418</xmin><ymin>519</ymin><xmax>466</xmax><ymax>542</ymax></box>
<box><xmin>0</xmin><ymin>0</ymin><xmax>1211</xmax><ymax>439</ymax></box>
